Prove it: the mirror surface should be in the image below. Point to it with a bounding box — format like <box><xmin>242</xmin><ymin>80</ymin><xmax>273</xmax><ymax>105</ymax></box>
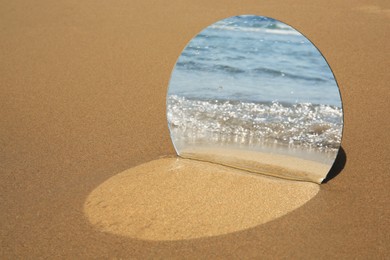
<box><xmin>167</xmin><ymin>15</ymin><xmax>343</xmax><ymax>183</ymax></box>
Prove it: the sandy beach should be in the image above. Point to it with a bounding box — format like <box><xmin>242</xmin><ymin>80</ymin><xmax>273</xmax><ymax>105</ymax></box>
<box><xmin>1</xmin><ymin>0</ymin><xmax>389</xmax><ymax>258</ymax></box>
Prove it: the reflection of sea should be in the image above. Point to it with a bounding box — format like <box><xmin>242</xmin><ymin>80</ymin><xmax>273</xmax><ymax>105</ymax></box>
<box><xmin>169</xmin><ymin>15</ymin><xmax>342</xmax><ymax>107</ymax></box>
<box><xmin>167</xmin><ymin>95</ymin><xmax>342</xmax><ymax>164</ymax></box>
<box><xmin>167</xmin><ymin>15</ymin><xmax>343</xmax><ymax>165</ymax></box>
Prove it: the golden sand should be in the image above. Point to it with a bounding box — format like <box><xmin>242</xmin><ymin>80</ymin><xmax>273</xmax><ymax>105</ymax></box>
<box><xmin>1</xmin><ymin>0</ymin><xmax>389</xmax><ymax>258</ymax></box>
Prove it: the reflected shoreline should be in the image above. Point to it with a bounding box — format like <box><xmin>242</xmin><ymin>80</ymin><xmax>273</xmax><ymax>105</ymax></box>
<box><xmin>179</xmin><ymin>146</ymin><xmax>329</xmax><ymax>183</ymax></box>
<box><xmin>173</xmin><ymin>137</ymin><xmax>338</xmax><ymax>165</ymax></box>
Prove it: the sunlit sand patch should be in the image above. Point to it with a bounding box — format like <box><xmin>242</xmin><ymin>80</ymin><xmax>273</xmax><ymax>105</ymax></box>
<box><xmin>84</xmin><ymin>158</ymin><xmax>319</xmax><ymax>241</ymax></box>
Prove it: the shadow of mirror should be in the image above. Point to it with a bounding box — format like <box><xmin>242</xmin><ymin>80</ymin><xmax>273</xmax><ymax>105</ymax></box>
<box><xmin>323</xmin><ymin>146</ymin><xmax>346</xmax><ymax>183</ymax></box>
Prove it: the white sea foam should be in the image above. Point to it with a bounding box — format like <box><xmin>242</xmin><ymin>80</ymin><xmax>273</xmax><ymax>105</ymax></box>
<box><xmin>167</xmin><ymin>95</ymin><xmax>343</xmax><ymax>153</ymax></box>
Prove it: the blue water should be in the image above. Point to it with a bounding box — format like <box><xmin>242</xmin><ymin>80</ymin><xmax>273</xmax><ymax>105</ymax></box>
<box><xmin>168</xmin><ymin>15</ymin><xmax>342</xmax><ymax>107</ymax></box>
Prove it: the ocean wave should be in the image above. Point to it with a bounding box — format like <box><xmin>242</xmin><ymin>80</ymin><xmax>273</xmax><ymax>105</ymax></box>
<box><xmin>167</xmin><ymin>95</ymin><xmax>343</xmax><ymax>152</ymax></box>
<box><xmin>176</xmin><ymin>61</ymin><xmax>246</xmax><ymax>74</ymax></box>
<box><xmin>252</xmin><ymin>67</ymin><xmax>328</xmax><ymax>82</ymax></box>
<box><xmin>175</xmin><ymin>61</ymin><xmax>328</xmax><ymax>82</ymax></box>
<box><xmin>209</xmin><ymin>25</ymin><xmax>301</xmax><ymax>36</ymax></box>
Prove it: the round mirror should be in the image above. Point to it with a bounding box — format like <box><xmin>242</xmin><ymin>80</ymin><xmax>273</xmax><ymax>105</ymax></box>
<box><xmin>167</xmin><ymin>15</ymin><xmax>343</xmax><ymax>183</ymax></box>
